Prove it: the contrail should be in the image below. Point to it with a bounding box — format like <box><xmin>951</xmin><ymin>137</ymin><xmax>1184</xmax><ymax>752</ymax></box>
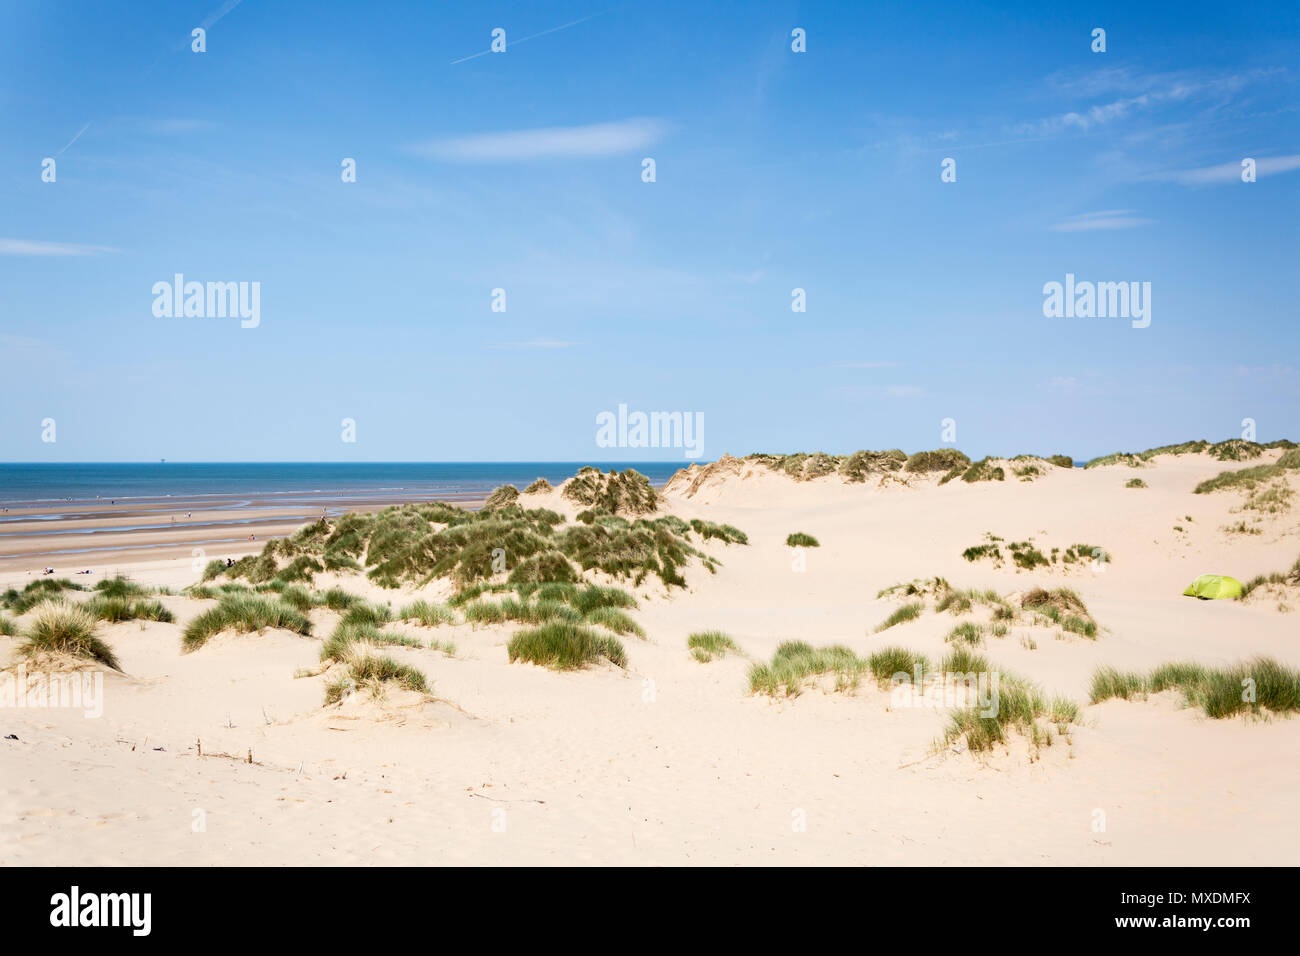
<box><xmin>61</xmin><ymin>0</ymin><xmax>248</xmax><ymax>155</ymax></box>
<box><xmin>55</xmin><ymin>122</ymin><xmax>92</xmax><ymax>156</ymax></box>
<box><xmin>451</xmin><ymin>12</ymin><xmax>603</xmax><ymax>65</ymax></box>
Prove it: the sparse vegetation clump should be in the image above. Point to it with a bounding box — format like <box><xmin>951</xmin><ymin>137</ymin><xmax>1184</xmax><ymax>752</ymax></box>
<box><xmin>1084</xmin><ymin>451</ymin><xmax>1146</xmax><ymax>469</ymax></box>
<box><xmin>877</xmin><ymin>577</ymin><xmax>952</xmax><ymax>599</ymax></box>
<box><xmin>747</xmin><ymin>449</ymin><xmax>907</xmax><ymax>482</ymax></box>
<box><xmin>93</xmin><ymin>575</ymin><xmax>151</xmax><ymax>599</ymax></box>
<box><xmin>874</xmin><ymin>601</ymin><xmax>924</xmax><ymax>632</ymax></box>
<box><xmin>1021</xmin><ymin>587</ymin><xmax>1097</xmax><ymax>638</ymax></box>
<box><xmin>523</xmin><ymin>477</ymin><xmax>553</xmax><ymax>494</ymax></box>
<box><xmin>1008</xmin><ymin>541</ymin><xmax>1049</xmax><ymax>570</ymax></box>
<box><xmin>866</xmin><ymin>647</ymin><xmax>929</xmax><ymax>685</ymax></box>
<box><xmin>1239</xmin><ymin>555</ymin><xmax>1300</xmax><ymax>600</ymax></box>
<box><xmin>2</xmin><ymin>578</ymin><xmax>85</xmax><ymax>615</ymax></box>
<box><xmin>320</xmin><ymin>620</ymin><xmax>422</xmax><ymax>662</ymax></box>
<box><xmin>397</xmin><ymin>600</ymin><xmax>457</xmax><ymax>627</ymax></box>
<box><xmin>786</xmin><ymin>532</ymin><xmax>820</xmax><ymax>547</ymax></box>
<box><xmin>199</xmin><ymin>476</ymin><xmax>740</xmax><ymax>600</ymax></box>
<box><xmin>905</xmin><ymin>449</ymin><xmax>971</xmax><ymax>474</ymax></box>
<box><xmin>557</xmin><ymin>514</ymin><xmax>719</xmax><ymax>588</ymax></box>
<box><xmin>838</xmin><ymin>449</ymin><xmax>907</xmax><ymax>481</ymax></box>
<box><xmin>459</xmin><ymin>582</ymin><xmax>641</xmax><ymax>638</ymax></box>
<box><xmin>83</xmin><ymin>595</ymin><xmax>175</xmax><ymax>624</ymax></box>
<box><xmin>563</xmin><ymin>467</ymin><xmax>659</xmax><ymax>515</ymax></box>
<box><xmin>690</xmin><ymin>519</ymin><xmax>748</xmax><ymax>544</ymax></box>
<box><xmin>748</xmin><ymin>641</ymin><xmax>867</xmax><ymax>696</ymax></box>
<box><xmin>945</xmin><ymin>621</ymin><xmax>985</xmax><ymax>646</ymax></box>
<box><xmin>1126</xmin><ymin>478</ymin><xmax>1148</xmax><ymax>488</ymax></box>
<box><xmin>941</xmin><ymin>672</ymin><xmax>1077</xmax><ymax>753</ymax></box>
<box><xmin>324</xmin><ymin>653</ymin><xmax>428</xmax><ymax>704</ymax></box>
<box><xmin>182</xmin><ymin>593</ymin><xmax>312</xmax><ymax>652</ymax></box>
<box><xmin>508</xmin><ymin>622</ymin><xmax>627</xmax><ymax>670</ymax></box>
<box><xmin>1090</xmin><ymin>657</ymin><xmax>1300</xmax><ymax>718</ymax></box>
<box><xmin>1209</xmin><ymin>439</ymin><xmax>1264</xmax><ymax>462</ymax></box>
<box><xmin>1278</xmin><ymin>448</ymin><xmax>1300</xmax><ymax>469</ymax></box>
<box><xmin>962</xmin><ymin>542</ymin><xmax>1002</xmax><ymax>563</ymax></box>
<box><xmin>1194</xmin><ymin>464</ymin><xmax>1285</xmax><ymax>494</ymax></box>
<box><xmin>1046</xmin><ymin>455</ymin><xmax>1074</xmax><ymax>468</ymax></box>
<box><xmin>960</xmin><ymin>534</ymin><xmax>1105</xmax><ymax>573</ymax></box>
<box><xmin>1138</xmin><ymin>439</ymin><xmax>1209</xmax><ymax>460</ymax></box>
<box><xmin>942</xmin><ymin>457</ymin><xmax>1006</xmax><ymax>485</ymax></box>
<box><xmin>483</xmin><ymin>484</ymin><xmax>520</xmax><ymax>511</ymax></box>
<box><xmin>583</xmin><ymin>606</ymin><xmax>644</xmax><ymax>637</ymax></box>
<box><xmin>20</xmin><ymin>601</ymin><xmax>120</xmax><ymax>670</ymax></box>
<box><xmin>688</xmin><ymin>631</ymin><xmax>738</xmax><ymax>661</ymax></box>
<box><xmin>506</xmin><ymin>549</ymin><xmax>580</xmax><ymax>585</ymax></box>
<box><xmin>749</xmin><ymin>642</ymin><xmax>933</xmax><ymax>697</ymax></box>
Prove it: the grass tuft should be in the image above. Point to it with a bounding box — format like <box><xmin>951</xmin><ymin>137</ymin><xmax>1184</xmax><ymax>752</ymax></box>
<box><xmin>874</xmin><ymin>601</ymin><xmax>924</xmax><ymax>632</ymax></box>
<box><xmin>687</xmin><ymin>630</ymin><xmax>738</xmax><ymax>661</ymax></box>
<box><xmin>507</xmin><ymin>622</ymin><xmax>627</xmax><ymax>670</ymax></box>
<box><xmin>20</xmin><ymin>600</ymin><xmax>120</xmax><ymax>670</ymax></box>
<box><xmin>182</xmin><ymin>594</ymin><xmax>312</xmax><ymax>652</ymax></box>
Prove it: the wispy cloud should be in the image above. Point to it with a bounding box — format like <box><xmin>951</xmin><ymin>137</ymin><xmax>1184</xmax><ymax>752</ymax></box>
<box><xmin>0</xmin><ymin>239</ymin><xmax>117</xmax><ymax>256</ymax></box>
<box><xmin>1050</xmin><ymin>210</ymin><xmax>1153</xmax><ymax>232</ymax></box>
<box><xmin>1150</xmin><ymin>154</ymin><xmax>1300</xmax><ymax>185</ymax></box>
<box><xmin>1012</xmin><ymin>68</ymin><xmax>1283</xmax><ymax>138</ymax></box>
<box><xmin>489</xmin><ymin>339</ymin><xmax>581</xmax><ymax>350</ymax></box>
<box><xmin>412</xmin><ymin>118</ymin><xmax>666</xmax><ymax>162</ymax></box>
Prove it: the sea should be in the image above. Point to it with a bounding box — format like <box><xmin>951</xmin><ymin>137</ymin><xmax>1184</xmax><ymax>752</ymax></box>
<box><xmin>0</xmin><ymin>462</ymin><xmax>687</xmax><ymax>508</ymax></box>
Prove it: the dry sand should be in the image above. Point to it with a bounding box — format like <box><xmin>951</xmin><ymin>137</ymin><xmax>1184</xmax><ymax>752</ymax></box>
<box><xmin>2</xmin><ymin>451</ymin><xmax>1297</xmax><ymax>865</ymax></box>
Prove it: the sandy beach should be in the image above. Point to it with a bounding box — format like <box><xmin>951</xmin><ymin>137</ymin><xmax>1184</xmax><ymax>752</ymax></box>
<box><xmin>2</xmin><ymin>447</ymin><xmax>1296</xmax><ymax>866</ymax></box>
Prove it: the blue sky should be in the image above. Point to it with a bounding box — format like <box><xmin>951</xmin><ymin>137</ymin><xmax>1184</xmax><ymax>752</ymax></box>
<box><xmin>2</xmin><ymin>0</ymin><xmax>1297</xmax><ymax>462</ymax></box>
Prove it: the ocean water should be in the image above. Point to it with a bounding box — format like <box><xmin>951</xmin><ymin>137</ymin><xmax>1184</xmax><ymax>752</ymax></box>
<box><xmin>0</xmin><ymin>462</ymin><xmax>687</xmax><ymax>507</ymax></box>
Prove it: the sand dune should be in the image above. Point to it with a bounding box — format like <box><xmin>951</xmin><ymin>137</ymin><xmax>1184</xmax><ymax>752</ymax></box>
<box><xmin>2</xmin><ymin>448</ymin><xmax>1297</xmax><ymax>865</ymax></box>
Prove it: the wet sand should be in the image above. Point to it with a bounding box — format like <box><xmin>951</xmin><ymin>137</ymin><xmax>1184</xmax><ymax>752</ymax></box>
<box><xmin>0</xmin><ymin>492</ymin><xmax>486</xmax><ymax>575</ymax></box>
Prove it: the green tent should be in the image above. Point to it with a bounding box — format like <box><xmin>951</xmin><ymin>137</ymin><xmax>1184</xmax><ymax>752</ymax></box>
<box><xmin>1183</xmin><ymin>574</ymin><xmax>1243</xmax><ymax>600</ymax></box>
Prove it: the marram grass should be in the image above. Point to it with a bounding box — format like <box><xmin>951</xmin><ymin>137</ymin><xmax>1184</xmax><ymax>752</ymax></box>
<box><xmin>1089</xmin><ymin>657</ymin><xmax>1300</xmax><ymax>719</ymax></box>
<box><xmin>182</xmin><ymin>594</ymin><xmax>312</xmax><ymax>652</ymax></box>
<box><xmin>507</xmin><ymin>622</ymin><xmax>627</xmax><ymax>670</ymax></box>
<box><xmin>324</xmin><ymin>652</ymin><xmax>429</xmax><ymax>704</ymax></box>
<box><xmin>21</xmin><ymin>600</ymin><xmax>120</xmax><ymax>670</ymax></box>
<box><xmin>687</xmin><ymin>630</ymin><xmax>738</xmax><ymax>661</ymax></box>
<box><xmin>874</xmin><ymin>601</ymin><xmax>923</xmax><ymax>632</ymax></box>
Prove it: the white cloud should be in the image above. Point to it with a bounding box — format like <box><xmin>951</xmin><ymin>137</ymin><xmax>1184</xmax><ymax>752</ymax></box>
<box><xmin>1050</xmin><ymin>210</ymin><xmax>1153</xmax><ymax>231</ymax></box>
<box><xmin>1153</xmin><ymin>154</ymin><xmax>1300</xmax><ymax>185</ymax></box>
<box><xmin>411</xmin><ymin>118</ymin><xmax>667</xmax><ymax>162</ymax></box>
<box><xmin>0</xmin><ymin>238</ymin><xmax>117</xmax><ymax>256</ymax></box>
